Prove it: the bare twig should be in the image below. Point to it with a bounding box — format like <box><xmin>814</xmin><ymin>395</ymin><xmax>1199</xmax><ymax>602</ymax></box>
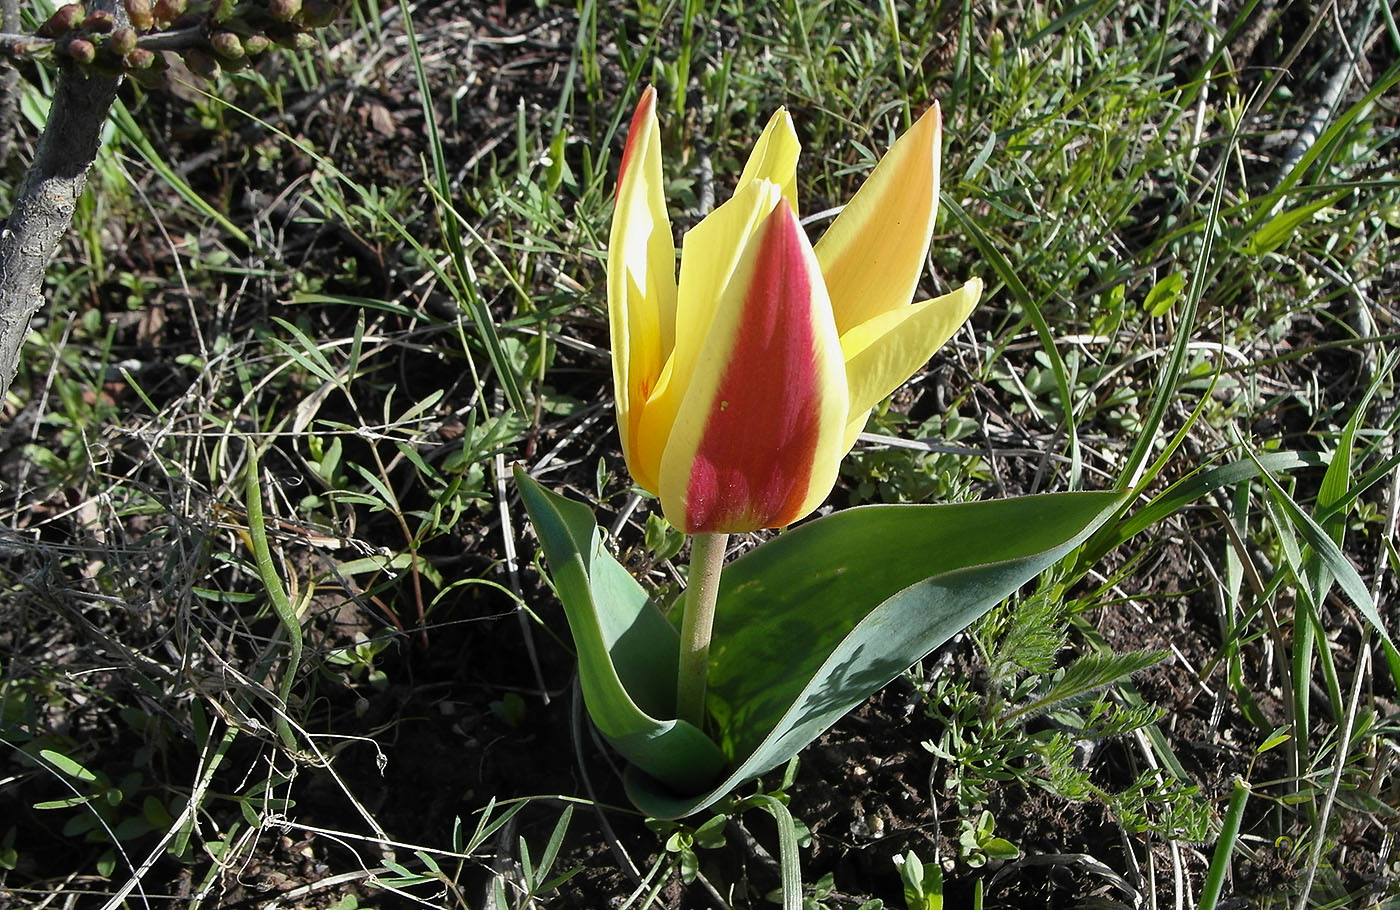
<box><xmin>0</xmin><ymin>29</ymin><xmax>51</xmax><ymax>60</ymax></box>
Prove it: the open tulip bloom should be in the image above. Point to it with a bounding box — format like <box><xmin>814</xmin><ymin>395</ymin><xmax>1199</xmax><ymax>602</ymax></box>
<box><xmin>610</xmin><ymin>87</ymin><xmax>981</xmax><ymax>535</ymax></box>
<box><xmin>515</xmin><ymin>89</ymin><xmax>1125</xmax><ymax>819</ymax></box>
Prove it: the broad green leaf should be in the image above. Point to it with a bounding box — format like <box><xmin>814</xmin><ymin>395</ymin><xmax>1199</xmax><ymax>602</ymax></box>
<box><xmin>517</xmin><ymin>470</ymin><xmax>1123</xmax><ymax>818</ymax></box>
<box><xmin>515</xmin><ymin>468</ymin><xmax>725</xmax><ymax>792</ymax></box>
<box><xmin>39</xmin><ymin>749</ymin><xmax>96</xmax><ymax>782</ymax></box>
<box><xmin>626</xmin><ymin>488</ymin><xmax>1124</xmax><ymax>817</ymax></box>
<box><xmin>1143</xmin><ymin>272</ymin><xmax>1187</xmax><ymax>318</ymax></box>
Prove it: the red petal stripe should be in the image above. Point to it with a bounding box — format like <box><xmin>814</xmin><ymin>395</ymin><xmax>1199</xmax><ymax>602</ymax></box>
<box><xmin>684</xmin><ymin>202</ymin><xmax>825</xmax><ymax>533</ymax></box>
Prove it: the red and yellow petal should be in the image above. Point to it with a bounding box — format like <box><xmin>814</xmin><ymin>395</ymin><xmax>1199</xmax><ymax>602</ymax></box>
<box><xmin>608</xmin><ymin>86</ymin><xmax>678</xmax><ymax>491</ymax></box>
<box><xmin>814</xmin><ymin>103</ymin><xmax>941</xmax><ymax>336</ymax></box>
<box><xmin>658</xmin><ymin>200</ymin><xmax>848</xmax><ymax>533</ymax></box>
<box><xmin>632</xmin><ymin>179</ymin><xmax>786</xmax><ymax>493</ymax></box>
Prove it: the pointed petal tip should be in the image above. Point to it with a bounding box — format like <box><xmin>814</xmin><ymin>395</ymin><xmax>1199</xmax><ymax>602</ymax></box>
<box><xmin>617</xmin><ymin>87</ymin><xmax>660</xmax><ymax>194</ymax></box>
<box><xmin>771</xmin><ymin>195</ymin><xmax>799</xmax><ymax>226</ymax></box>
<box><xmin>634</xmin><ymin>84</ymin><xmax>657</xmax><ymax>119</ymax></box>
<box><xmin>815</xmin><ymin>103</ymin><xmax>945</xmax><ymax>332</ymax></box>
<box><xmin>913</xmin><ymin>100</ymin><xmax>942</xmax><ymax>150</ymax></box>
<box><xmin>959</xmin><ymin>276</ymin><xmax>984</xmax><ymax>313</ymax></box>
<box><xmin>735</xmin><ymin>109</ymin><xmax>802</xmax><ymax>211</ymax></box>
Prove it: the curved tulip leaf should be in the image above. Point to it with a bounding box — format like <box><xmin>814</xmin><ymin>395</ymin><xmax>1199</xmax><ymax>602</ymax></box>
<box><xmin>515</xmin><ymin>467</ymin><xmax>726</xmax><ymax>792</ymax></box>
<box><xmin>516</xmin><ymin>466</ymin><xmax>1124</xmax><ymax>819</ymax></box>
<box><xmin>625</xmin><ymin>489</ymin><xmax>1126</xmax><ymax>818</ymax></box>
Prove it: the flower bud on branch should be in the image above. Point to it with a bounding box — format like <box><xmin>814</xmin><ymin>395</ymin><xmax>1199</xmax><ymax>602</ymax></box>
<box><xmin>267</xmin><ymin>0</ymin><xmax>301</xmax><ymax>23</ymax></box>
<box><xmin>38</xmin><ymin>4</ymin><xmax>86</xmax><ymax>38</ymax></box>
<box><xmin>124</xmin><ymin>46</ymin><xmax>155</xmax><ymax>68</ymax></box>
<box><xmin>107</xmin><ymin>26</ymin><xmax>137</xmax><ymax>55</ymax></box>
<box><xmin>82</xmin><ymin>9</ymin><xmax>115</xmax><ymax>32</ymax></box>
<box><xmin>210</xmin><ymin>29</ymin><xmax>243</xmax><ymax>59</ymax></box>
<box><xmin>64</xmin><ymin>36</ymin><xmax>95</xmax><ymax>62</ymax></box>
<box><xmin>151</xmin><ymin>0</ymin><xmax>186</xmax><ymax>29</ymax></box>
<box><xmin>1</xmin><ymin>0</ymin><xmax>343</xmax><ymax>77</ymax></box>
<box><xmin>123</xmin><ymin>0</ymin><xmax>154</xmax><ymax>32</ymax></box>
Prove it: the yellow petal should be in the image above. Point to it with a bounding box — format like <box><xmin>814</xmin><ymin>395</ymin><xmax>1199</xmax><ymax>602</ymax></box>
<box><xmin>608</xmin><ymin>86</ymin><xmax>677</xmax><ymax>492</ymax></box>
<box><xmin>630</xmin><ymin>179</ymin><xmax>785</xmax><ymax>493</ymax></box>
<box><xmin>815</xmin><ymin>103</ymin><xmax>941</xmax><ymax>335</ymax></box>
<box><xmin>735</xmin><ymin>108</ymin><xmax>801</xmax><ymax>214</ymax></box>
<box><xmin>658</xmin><ymin>201</ymin><xmax>848</xmax><ymax>533</ymax></box>
<box><xmin>839</xmin><ymin>278</ymin><xmax>982</xmax><ymax>452</ymax></box>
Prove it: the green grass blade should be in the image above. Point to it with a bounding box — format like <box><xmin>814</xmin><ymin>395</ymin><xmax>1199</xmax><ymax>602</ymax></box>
<box><xmin>1247</xmin><ymin>448</ymin><xmax>1400</xmax><ymax>689</ymax></box>
<box><xmin>1244</xmin><ymin>60</ymin><xmax>1400</xmax><ymax>233</ymax></box>
<box><xmin>108</xmin><ymin>100</ymin><xmax>250</xmax><ymax>245</ymax></box>
<box><xmin>243</xmin><ymin>445</ymin><xmax>302</xmax><ymax>750</ymax></box>
<box><xmin>752</xmin><ymin>795</ymin><xmax>802</xmax><ymax>910</ymax></box>
<box><xmin>398</xmin><ymin>0</ymin><xmax>526</xmax><ymax>415</ymax></box>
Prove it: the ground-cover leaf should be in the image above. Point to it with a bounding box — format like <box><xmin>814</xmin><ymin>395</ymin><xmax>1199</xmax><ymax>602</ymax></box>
<box><xmin>37</xmin><ymin>750</ymin><xmax>96</xmax><ymax>783</ymax></box>
<box><xmin>1143</xmin><ymin>272</ymin><xmax>1187</xmax><ymax>318</ymax></box>
<box><xmin>1245</xmin><ymin>191</ymin><xmax>1349</xmax><ymax>255</ymax></box>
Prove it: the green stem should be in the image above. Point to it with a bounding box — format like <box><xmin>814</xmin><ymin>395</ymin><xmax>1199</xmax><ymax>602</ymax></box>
<box><xmin>244</xmin><ymin>447</ymin><xmax>302</xmax><ymax>750</ymax></box>
<box><xmin>675</xmin><ymin>532</ymin><xmax>729</xmax><ymax>727</ymax></box>
<box><xmin>1199</xmin><ymin>777</ymin><xmax>1250</xmax><ymax>910</ymax></box>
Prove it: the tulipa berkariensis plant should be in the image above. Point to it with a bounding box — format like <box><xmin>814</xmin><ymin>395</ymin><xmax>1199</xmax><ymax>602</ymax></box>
<box><xmin>515</xmin><ymin>88</ymin><xmax>1125</xmax><ymax>820</ymax></box>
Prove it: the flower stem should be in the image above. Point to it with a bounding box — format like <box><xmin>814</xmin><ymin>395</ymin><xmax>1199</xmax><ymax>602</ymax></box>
<box><xmin>675</xmin><ymin>532</ymin><xmax>729</xmax><ymax>728</ymax></box>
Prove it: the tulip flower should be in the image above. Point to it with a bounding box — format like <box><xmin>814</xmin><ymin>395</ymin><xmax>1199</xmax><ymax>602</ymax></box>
<box><xmin>516</xmin><ymin>94</ymin><xmax>1123</xmax><ymax>793</ymax></box>
<box><xmin>608</xmin><ymin>87</ymin><xmax>983</xmax><ymax>537</ymax></box>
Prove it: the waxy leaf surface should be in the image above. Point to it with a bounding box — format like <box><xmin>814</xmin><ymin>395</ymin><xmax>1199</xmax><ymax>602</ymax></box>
<box><xmin>515</xmin><ymin>467</ymin><xmax>725</xmax><ymax>792</ymax></box>
<box><xmin>627</xmin><ymin>489</ymin><xmax>1125</xmax><ymax>817</ymax></box>
<box><xmin>516</xmin><ymin>468</ymin><xmax>1124</xmax><ymax>817</ymax></box>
